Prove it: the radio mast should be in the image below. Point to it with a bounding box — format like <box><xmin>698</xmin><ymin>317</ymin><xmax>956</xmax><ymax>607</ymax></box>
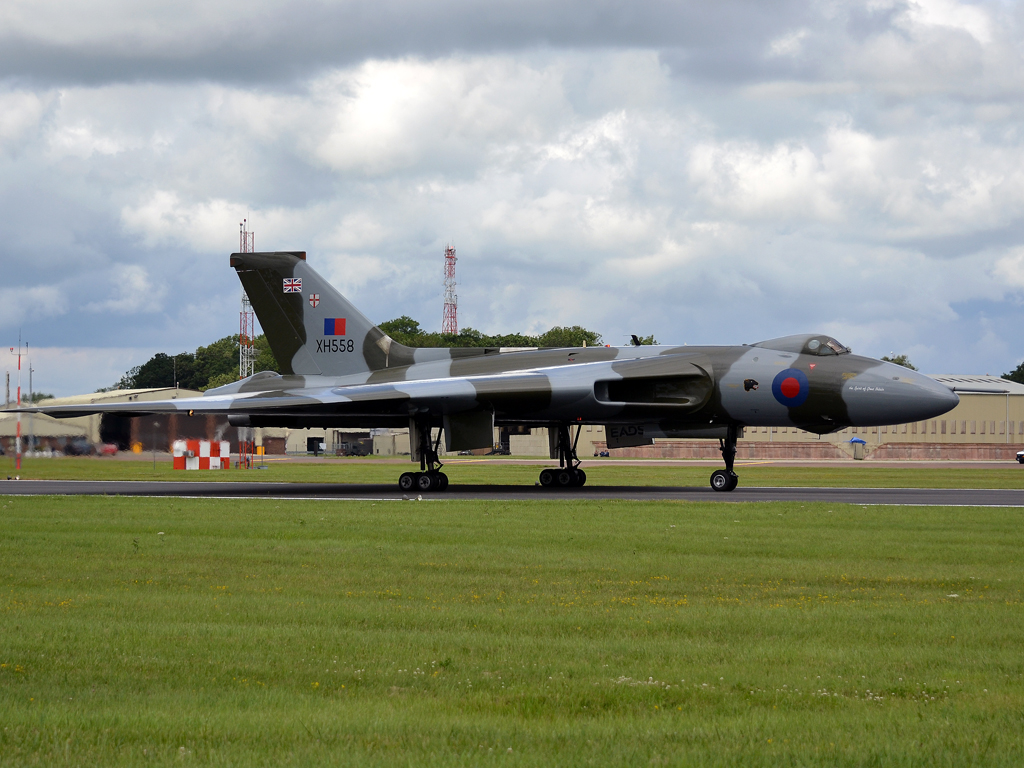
<box><xmin>239</xmin><ymin>220</ymin><xmax>255</xmax><ymax>379</ymax></box>
<box><xmin>442</xmin><ymin>244</ymin><xmax>458</xmax><ymax>336</ymax></box>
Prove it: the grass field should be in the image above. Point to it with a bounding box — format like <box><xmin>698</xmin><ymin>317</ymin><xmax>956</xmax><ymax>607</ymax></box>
<box><xmin>1</xmin><ymin>495</ymin><xmax>1022</xmax><ymax>766</ymax></box>
<box><xmin>4</xmin><ymin>455</ymin><xmax>1024</xmax><ymax>488</ymax></box>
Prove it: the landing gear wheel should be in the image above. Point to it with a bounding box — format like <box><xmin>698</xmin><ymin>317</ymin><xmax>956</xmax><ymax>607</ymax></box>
<box><xmin>539</xmin><ymin>468</ymin><xmax>557</xmax><ymax>487</ymax></box>
<box><xmin>574</xmin><ymin>469</ymin><xmax>587</xmax><ymax>487</ymax></box>
<box><xmin>710</xmin><ymin>469</ymin><xmax>738</xmax><ymax>492</ymax></box>
<box><xmin>556</xmin><ymin>469</ymin><xmax>576</xmax><ymax>487</ymax></box>
<box><xmin>401</xmin><ymin>420</ymin><xmax>451</xmax><ymax>491</ymax></box>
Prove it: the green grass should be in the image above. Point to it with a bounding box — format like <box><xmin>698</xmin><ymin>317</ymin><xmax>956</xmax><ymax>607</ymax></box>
<box><xmin>5</xmin><ymin>455</ymin><xmax>1024</xmax><ymax>488</ymax></box>
<box><xmin>1</xmin><ymin>496</ymin><xmax>1022</xmax><ymax>765</ymax></box>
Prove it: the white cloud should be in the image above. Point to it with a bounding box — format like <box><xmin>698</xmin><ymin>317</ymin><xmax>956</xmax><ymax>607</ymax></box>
<box><xmin>767</xmin><ymin>27</ymin><xmax>810</xmax><ymax>58</ymax></box>
<box><xmin>85</xmin><ymin>264</ymin><xmax>165</xmax><ymax>314</ymax></box>
<box><xmin>0</xmin><ymin>285</ymin><xmax>66</xmax><ymax>328</ymax></box>
<box><xmin>903</xmin><ymin>0</ymin><xmax>993</xmax><ymax>44</ymax></box>
<box><xmin>0</xmin><ymin>90</ymin><xmax>50</xmax><ymax>147</ymax></box>
<box><xmin>994</xmin><ymin>248</ymin><xmax>1024</xmax><ymax>291</ymax></box>
<box><xmin>120</xmin><ymin>191</ymin><xmax>247</xmax><ymax>251</ymax></box>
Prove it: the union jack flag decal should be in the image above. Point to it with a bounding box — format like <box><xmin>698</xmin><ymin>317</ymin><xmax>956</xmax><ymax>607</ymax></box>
<box><xmin>283</xmin><ymin>278</ymin><xmax>302</xmax><ymax>293</ymax></box>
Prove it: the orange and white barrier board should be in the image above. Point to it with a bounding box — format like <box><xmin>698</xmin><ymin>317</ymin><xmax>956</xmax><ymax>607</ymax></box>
<box><xmin>172</xmin><ymin>440</ymin><xmax>231</xmax><ymax>470</ymax></box>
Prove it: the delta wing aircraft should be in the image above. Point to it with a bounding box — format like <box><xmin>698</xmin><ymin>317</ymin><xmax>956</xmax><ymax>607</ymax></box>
<box><xmin>21</xmin><ymin>251</ymin><xmax>959</xmax><ymax>492</ymax></box>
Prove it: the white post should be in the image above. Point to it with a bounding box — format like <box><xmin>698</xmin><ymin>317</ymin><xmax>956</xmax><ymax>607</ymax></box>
<box><xmin>9</xmin><ymin>340</ymin><xmax>23</xmax><ymax>471</ymax></box>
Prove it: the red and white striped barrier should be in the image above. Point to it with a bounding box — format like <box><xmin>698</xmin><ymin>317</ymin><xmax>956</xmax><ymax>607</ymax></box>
<box><xmin>172</xmin><ymin>440</ymin><xmax>231</xmax><ymax>470</ymax></box>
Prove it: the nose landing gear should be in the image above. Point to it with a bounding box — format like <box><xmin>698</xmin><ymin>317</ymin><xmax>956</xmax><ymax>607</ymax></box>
<box><xmin>710</xmin><ymin>424</ymin><xmax>739</xmax><ymax>492</ymax></box>
<box><xmin>540</xmin><ymin>425</ymin><xmax>587</xmax><ymax>488</ymax></box>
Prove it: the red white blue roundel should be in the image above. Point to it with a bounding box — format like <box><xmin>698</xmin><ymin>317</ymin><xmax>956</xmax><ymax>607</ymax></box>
<box><xmin>772</xmin><ymin>369</ymin><xmax>809</xmax><ymax>407</ymax></box>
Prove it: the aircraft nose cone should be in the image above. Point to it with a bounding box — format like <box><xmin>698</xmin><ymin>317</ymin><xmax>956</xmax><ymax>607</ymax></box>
<box><xmin>844</xmin><ymin>365</ymin><xmax>959</xmax><ymax>426</ymax></box>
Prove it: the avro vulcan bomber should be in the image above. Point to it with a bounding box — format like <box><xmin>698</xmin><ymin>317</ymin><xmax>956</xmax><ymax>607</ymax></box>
<box><xmin>24</xmin><ymin>251</ymin><xmax>960</xmax><ymax>492</ymax></box>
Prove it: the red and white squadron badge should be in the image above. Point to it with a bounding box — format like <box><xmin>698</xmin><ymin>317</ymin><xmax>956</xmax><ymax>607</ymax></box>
<box><xmin>309</xmin><ymin>293</ymin><xmax>320</xmax><ymax>308</ymax></box>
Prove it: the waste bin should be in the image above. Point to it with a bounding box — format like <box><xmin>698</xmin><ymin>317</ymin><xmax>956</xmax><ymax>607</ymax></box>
<box><xmin>849</xmin><ymin>436</ymin><xmax>866</xmax><ymax>460</ymax></box>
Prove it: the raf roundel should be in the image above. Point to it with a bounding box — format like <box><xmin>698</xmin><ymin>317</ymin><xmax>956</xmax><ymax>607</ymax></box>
<box><xmin>771</xmin><ymin>368</ymin><xmax>810</xmax><ymax>407</ymax></box>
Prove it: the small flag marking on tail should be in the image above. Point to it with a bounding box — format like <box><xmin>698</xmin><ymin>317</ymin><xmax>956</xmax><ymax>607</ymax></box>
<box><xmin>324</xmin><ymin>318</ymin><xmax>347</xmax><ymax>336</ymax></box>
<box><xmin>283</xmin><ymin>278</ymin><xmax>302</xmax><ymax>293</ymax></box>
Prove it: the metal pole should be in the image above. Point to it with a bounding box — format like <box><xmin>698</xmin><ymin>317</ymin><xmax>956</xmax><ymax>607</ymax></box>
<box><xmin>28</xmin><ymin>350</ymin><xmax>33</xmax><ymax>453</ymax></box>
<box><xmin>16</xmin><ymin>342</ymin><xmax>20</xmax><ymax>470</ymax></box>
<box><xmin>8</xmin><ymin>336</ymin><xmax>23</xmax><ymax>471</ymax></box>
<box><xmin>152</xmin><ymin>421</ymin><xmax>159</xmax><ymax>469</ymax></box>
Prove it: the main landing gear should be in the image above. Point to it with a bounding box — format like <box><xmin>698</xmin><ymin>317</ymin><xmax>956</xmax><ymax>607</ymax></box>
<box><xmin>398</xmin><ymin>421</ymin><xmax>449</xmax><ymax>492</ymax></box>
<box><xmin>539</xmin><ymin>425</ymin><xmax>587</xmax><ymax>488</ymax></box>
<box><xmin>710</xmin><ymin>424</ymin><xmax>739</xmax><ymax>492</ymax></box>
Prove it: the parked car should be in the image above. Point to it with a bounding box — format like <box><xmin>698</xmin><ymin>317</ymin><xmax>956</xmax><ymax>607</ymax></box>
<box><xmin>64</xmin><ymin>438</ymin><xmax>94</xmax><ymax>456</ymax></box>
<box><xmin>1017</xmin><ymin>449</ymin><xmax>1024</xmax><ymax>464</ymax></box>
<box><xmin>99</xmin><ymin>443</ymin><xmax>118</xmax><ymax>456</ymax></box>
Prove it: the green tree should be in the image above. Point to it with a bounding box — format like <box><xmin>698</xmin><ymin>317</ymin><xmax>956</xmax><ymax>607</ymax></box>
<box><xmin>881</xmin><ymin>354</ymin><xmax>917</xmax><ymax>371</ymax></box>
<box><xmin>1004</xmin><ymin>361</ymin><xmax>1024</xmax><ymax>384</ymax></box>
<box><xmin>538</xmin><ymin>325</ymin><xmax>603</xmax><ymax>348</ymax></box>
<box><xmin>378</xmin><ymin>316</ymin><xmax>424</xmax><ymax>346</ymax></box>
<box><xmin>120</xmin><ymin>352</ymin><xmax>176</xmax><ymax>389</ymax></box>
<box><xmin>189</xmin><ymin>336</ymin><xmax>239</xmax><ymax>389</ymax></box>
<box><xmin>377</xmin><ymin>318</ymin><xmax>605</xmax><ymax>349</ymax></box>
<box><xmin>203</xmin><ymin>372</ymin><xmax>238</xmax><ymax>390</ymax></box>
<box><xmin>253</xmin><ymin>334</ymin><xmax>280</xmax><ymax>374</ymax></box>
<box><xmin>22</xmin><ymin>392</ymin><xmax>55</xmax><ymax>403</ymax></box>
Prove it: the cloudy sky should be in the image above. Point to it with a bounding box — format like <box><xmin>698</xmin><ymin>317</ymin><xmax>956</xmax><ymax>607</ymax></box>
<box><xmin>2</xmin><ymin>0</ymin><xmax>1023</xmax><ymax>396</ymax></box>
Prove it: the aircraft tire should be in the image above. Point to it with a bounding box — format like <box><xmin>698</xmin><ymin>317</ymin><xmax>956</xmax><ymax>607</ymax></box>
<box><xmin>436</xmin><ymin>472</ymin><xmax>449</xmax><ymax>491</ymax></box>
<box><xmin>556</xmin><ymin>469</ymin><xmax>576</xmax><ymax>487</ymax></box>
<box><xmin>417</xmin><ymin>472</ymin><xmax>437</xmax><ymax>492</ymax></box>
<box><xmin>574</xmin><ymin>469</ymin><xmax>587</xmax><ymax>487</ymax></box>
<box><xmin>399</xmin><ymin>472</ymin><xmax>418</xmax><ymax>491</ymax></box>
<box><xmin>539</xmin><ymin>468</ymin><xmax>557</xmax><ymax>487</ymax></box>
<box><xmin>726</xmin><ymin>472</ymin><xmax>738</xmax><ymax>491</ymax></box>
<box><xmin>710</xmin><ymin>470</ymin><xmax>734</xmax><ymax>492</ymax></box>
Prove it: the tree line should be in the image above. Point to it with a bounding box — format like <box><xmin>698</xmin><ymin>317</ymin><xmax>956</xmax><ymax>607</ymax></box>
<box><xmin>376</xmin><ymin>316</ymin><xmax>627</xmax><ymax>349</ymax></box>
<box><xmin>109</xmin><ymin>334</ymin><xmax>279</xmax><ymax>392</ymax></box>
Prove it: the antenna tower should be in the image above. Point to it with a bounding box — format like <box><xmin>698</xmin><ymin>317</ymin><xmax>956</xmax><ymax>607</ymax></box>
<box><xmin>239</xmin><ymin>220</ymin><xmax>256</xmax><ymax>379</ymax></box>
<box><xmin>442</xmin><ymin>244</ymin><xmax>458</xmax><ymax>335</ymax></box>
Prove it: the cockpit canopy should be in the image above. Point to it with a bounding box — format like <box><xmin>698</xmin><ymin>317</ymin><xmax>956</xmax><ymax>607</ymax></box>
<box><xmin>752</xmin><ymin>334</ymin><xmax>850</xmax><ymax>356</ymax></box>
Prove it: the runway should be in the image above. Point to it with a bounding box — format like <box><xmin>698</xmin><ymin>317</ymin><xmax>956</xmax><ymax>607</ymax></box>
<box><xmin>1</xmin><ymin>479</ymin><xmax>1022</xmax><ymax>506</ymax></box>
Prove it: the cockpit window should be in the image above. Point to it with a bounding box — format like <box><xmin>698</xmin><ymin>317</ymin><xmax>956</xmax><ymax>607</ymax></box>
<box><xmin>824</xmin><ymin>338</ymin><xmax>849</xmax><ymax>355</ymax></box>
<box><xmin>806</xmin><ymin>337</ymin><xmax>850</xmax><ymax>356</ymax></box>
<box><xmin>752</xmin><ymin>334</ymin><xmax>851</xmax><ymax>356</ymax></box>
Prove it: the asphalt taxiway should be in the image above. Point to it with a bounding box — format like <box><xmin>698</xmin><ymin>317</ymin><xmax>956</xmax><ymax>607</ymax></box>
<box><xmin>1</xmin><ymin>479</ymin><xmax>1021</xmax><ymax>505</ymax></box>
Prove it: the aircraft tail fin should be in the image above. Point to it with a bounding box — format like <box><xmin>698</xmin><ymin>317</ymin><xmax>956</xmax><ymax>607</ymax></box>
<box><xmin>230</xmin><ymin>251</ymin><xmax>413</xmax><ymax>377</ymax></box>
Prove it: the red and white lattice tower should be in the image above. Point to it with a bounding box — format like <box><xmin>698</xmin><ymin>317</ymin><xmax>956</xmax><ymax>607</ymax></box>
<box><xmin>239</xmin><ymin>220</ymin><xmax>256</xmax><ymax>379</ymax></box>
<box><xmin>441</xmin><ymin>244</ymin><xmax>458</xmax><ymax>336</ymax></box>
